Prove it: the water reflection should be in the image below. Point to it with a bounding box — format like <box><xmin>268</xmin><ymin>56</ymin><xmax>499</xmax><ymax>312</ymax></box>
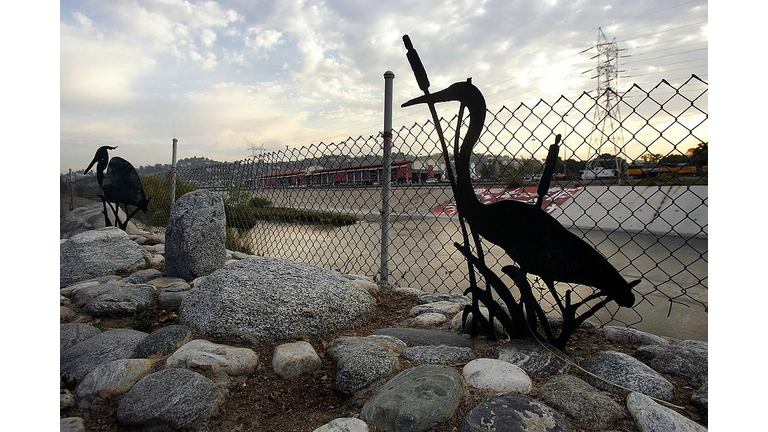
<box><xmin>244</xmin><ymin>217</ymin><xmax>707</xmax><ymax>341</ymax></box>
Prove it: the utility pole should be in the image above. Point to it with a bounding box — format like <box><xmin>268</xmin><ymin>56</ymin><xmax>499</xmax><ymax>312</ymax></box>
<box><xmin>588</xmin><ymin>28</ymin><xmax>627</xmax><ymax>184</ymax></box>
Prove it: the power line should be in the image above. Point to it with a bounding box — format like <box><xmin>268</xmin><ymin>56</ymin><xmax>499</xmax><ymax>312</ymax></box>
<box><xmin>625</xmin><ymin>48</ymin><xmax>708</xmax><ymax>65</ymax></box>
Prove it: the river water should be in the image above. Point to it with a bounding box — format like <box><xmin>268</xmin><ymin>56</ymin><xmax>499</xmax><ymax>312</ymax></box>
<box><xmin>243</xmin><ymin>216</ymin><xmax>707</xmax><ymax>341</ymax></box>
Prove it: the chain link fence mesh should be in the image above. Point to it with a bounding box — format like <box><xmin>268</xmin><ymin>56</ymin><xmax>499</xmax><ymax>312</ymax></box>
<box><xmin>61</xmin><ymin>77</ymin><xmax>707</xmax><ymax>330</ymax></box>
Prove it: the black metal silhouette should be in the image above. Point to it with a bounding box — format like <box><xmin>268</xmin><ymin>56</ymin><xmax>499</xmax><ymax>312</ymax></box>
<box><xmin>85</xmin><ymin>146</ymin><xmax>151</xmax><ymax>230</ymax></box>
<box><xmin>401</xmin><ymin>35</ymin><xmax>640</xmax><ymax>349</ymax></box>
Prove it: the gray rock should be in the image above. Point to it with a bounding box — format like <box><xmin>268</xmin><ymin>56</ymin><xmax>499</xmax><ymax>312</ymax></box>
<box><xmin>231</xmin><ymin>251</ymin><xmax>254</xmax><ymax>260</ymax></box>
<box><xmin>409</xmin><ymin>301</ymin><xmax>464</xmax><ymax>317</ymax></box>
<box><xmin>180</xmin><ymin>257</ymin><xmax>375</xmax><ymax>343</ymax></box>
<box><xmin>327</xmin><ymin>335</ymin><xmax>407</xmax><ymax>360</ymax></box>
<box><xmin>340</xmin><ymin>273</ymin><xmax>373</xmax><ymax>282</ymax></box>
<box><xmin>604</xmin><ymin>326</ymin><xmax>669</xmax><ymax>346</ymax></box>
<box><xmin>679</xmin><ymin>340</ymin><xmax>708</xmax><ymax>352</ymax></box>
<box><xmin>61</xmin><ymin>328</ymin><xmax>148</xmax><ymax>383</ymax></box>
<box><xmin>133</xmin><ymin>324</ymin><xmax>193</xmax><ymax>358</ymax></box>
<box><xmin>72</xmin><ymin>280</ymin><xmax>123</xmax><ymax>307</ymax></box>
<box><xmin>461</xmin><ymin>393</ymin><xmax>571</xmax><ymax>432</ymax></box>
<box><xmin>627</xmin><ymin>392</ymin><xmax>707</xmax><ymax>432</ymax></box>
<box><xmin>155</xmin><ymin>280</ymin><xmax>191</xmax><ymax>311</ymax></box>
<box><xmin>61</xmin><ymin>280</ymin><xmax>101</xmax><ymax>297</ymax></box>
<box><xmin>402</xmin><ymin>345</ymin><xmax>475</xmax><ymax>364</ymax></box>
<box><xmin>60</xmin><ymin>227</ymin><xmax>152</xmax><ymax>287</ymax></box>
<box><xmin>143</xmin><ymin>243</ymin><xmax>165</xmax><ymax>254</ymax></box>
<box><xmin>123</xmin><ymin>268</ymin><xmax>163</xmax><ymax>284</ymax></box>
<box><xmin>158</xmin><ymin>290</ymin><xmax>189</xmax><ymax>312</ymax></box>
<box><xmin>60</xmin><ymin>417</ymin><xmax>86</xmax><ymax>432</ymax></box>
<box><xmin>164</xmin><ymin>190</ymin><xmax>226</xmax><ymax>280</ymax></box>
<box><xmin>326</xmin><ymin>335</ymin><xmax>404</xmax><ymax>394</ymax></box>
<box><xmin>391</xmin><ymin>287</ymin><xmax>421</xmax><ymax>296</ymax></box>
<box><xmin>580</xmin><ymin>350</ymin><xmax>674</xmax><ymax>401</ymax></box>
<box><xmin>60</xmin><ymin>323</ymin><xmax>101</xmax><ymax>352</ymax></box>
<box><xmin>60</xmin><ymin>306</ymin><xmax>79</xmax><ymax>323</ymax></box>
<box><xmin>61</xmin><ymin>388</ymin><xmax>76</xmax><ymax>410</ymax></box>
<box><xmin>692</xmin><ymin>383</ymin><xmax>708</xmax><ymax>413</ymax></box>
<box><xmin>146</xmin><ymin>277</ymin><xmax>188</xmax><ymax>289</ymax></box>
<box><xmin>361</xmin><ymin>364</ymin><xmax>463</xmax><ymax>432</ymax></box>
<box><xmin>83</xmin><ymin>284</ymin><xmax>156</xmax><ymax>317</ymax></box>
<box><xmin>411</xmin><ymin>312</ymin><xmax>448</xmax><ymax>326</ymax></box>
<box><xmin>462</xmin><ymin>358</ymin><xmax>532</xmax><ymax>394</ymax></box>
<box><xmin>493</xmin><ymin>340</ymin><xmax>568</xmax><ymax>376</ymax></box>
<box><xmin>166</xmin><ymin>339</ymin><xmax>259</xmax><ymax>376</ymax></box>
<box><xmin>417</xmin><ymin>293</ymin><xmax>471</xmax><ymax>305</ymax></box>
<box><xmin>272</xmin><ymin>341</ymin><xmax>322</xmax><ymax>379</ymax></box>
<box><xmin>373</xmin><ymin>328</ymin><xmax>472</xmax><ymax>348</ymax></box>
<box><xmin>130</xmin><ymin>234</ymin><xmax>148</xmax><ymax>245</ymax></box>
<box><xmin>538</xmin><ymin>374</ymin><xmax>624</xmax><ymax>430</ymax></box>
<box><xmin>451</xmin><ymin>307</ymin><xmax>506</xmax><ymax>338</ymax></box>
<box><xmin>313</xmin><ymin>417</ymin><xmax>370</xmax><ymax>432</ymax></box>
<box><xmin>336</xmin><ymin>346</ymin><xmax>399</xmax><ymax>395</ymax></box>
<box><xmin>60</xmin><ymin>203</ymin><xmax>141</xmax><ymax>239</ymax></box>
<box><xmin>634</xmin><ymin>343</ymin><xmax>708</xmax><ymax>383</ymax></box>
<box><xmin>116</xmin><ymin>368</ymin><xmax>223</xmax><ymax>429</ymax></box>
<box><xmin>75</xmin><ymin>359</ymin><xmax>153</xmax><ymax>407</ymax></box>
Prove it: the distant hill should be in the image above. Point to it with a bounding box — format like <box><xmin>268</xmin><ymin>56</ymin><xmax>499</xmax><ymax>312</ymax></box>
<box><xmin>135</xmin><ymin>156</ymin><xmax>222</xmax><ymax>175</ymax></box>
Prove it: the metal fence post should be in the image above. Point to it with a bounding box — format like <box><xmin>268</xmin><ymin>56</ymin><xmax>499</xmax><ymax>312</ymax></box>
<box><xmin>170</xmin><ymin>137</ymin><xmax>178</xmax><ymax>206</ymax></box>
<box><xmin>379</xmin><ymin>70</ymin><xmax>395</xmax><ymax>287</ymax></box>
<box><xmin>69</xmin><ymin>168</ymin><xmax>74</xmax><ymax>211</ymax></box>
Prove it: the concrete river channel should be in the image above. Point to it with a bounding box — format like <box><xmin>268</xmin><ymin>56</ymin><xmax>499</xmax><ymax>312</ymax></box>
<box><xmin>234</xmin><ymin>184</ymin><xmax>707</xmax><ymax>341</ymax></box>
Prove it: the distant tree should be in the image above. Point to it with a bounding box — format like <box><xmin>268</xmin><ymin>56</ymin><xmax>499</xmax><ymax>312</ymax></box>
<box><xmin>564</xmin><ymin>159</ymin><xmax>586</xmax><ymax>176</ymax></box>
<box><xmin>687</xmin><ymin>142</ymin><xmax>708</xmax><ymax>167</ymax></box>
<box><xmin>660</xmin><ymin>154</ymin><xmax>688</xmax><ymax>164</ymax></box>
<box><xmin>639</xmin><ymin>153</ymin><xmax>663</xmax><ymax>164</ymax></box>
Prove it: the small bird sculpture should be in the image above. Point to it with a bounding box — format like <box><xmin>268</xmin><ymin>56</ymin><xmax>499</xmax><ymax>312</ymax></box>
<box><xmin>85</xmin><ymin>146</ymin><xmax>151</xmax><ymax>229</ymax></box>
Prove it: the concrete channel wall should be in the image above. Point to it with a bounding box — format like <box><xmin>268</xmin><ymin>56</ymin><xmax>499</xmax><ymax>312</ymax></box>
<box><xmin>251</xmin><ymin>184</ymin><xmax>708</xmax><ymax>239</ymax></box>
<box><xmin>552</xmin><ymin>185</ymin><xmax>708</xmax><ymax>239</ymax></box>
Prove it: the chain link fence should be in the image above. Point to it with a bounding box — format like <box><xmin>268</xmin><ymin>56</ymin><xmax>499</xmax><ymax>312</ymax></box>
<box><xmin>61</xmin><ymin>76</ymin><xmax>707</xmax><ymax>334</ymax></box>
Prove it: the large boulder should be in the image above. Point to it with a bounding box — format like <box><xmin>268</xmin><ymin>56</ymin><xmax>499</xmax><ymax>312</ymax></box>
<box><xmin>60</xmin><ymin>329</ymin><xmax>148</xmax><ymax>383</ymax></box>
<box><xmin>634</xmin><ymin>343</ymin><xmax>708</xmax><ymax>384</ymax></box>
<box><xmin>493</xmin><ymin>340</ymin><xmax>568</xmax><ymax>377</ymax></box>
<box><xmin>180</xmin><ymin>257</ymin><xmax>375</xmax><ymax>343</ymax></box>
<box><xmin>116</xmin><ymin>368</ymin><xmax>223</xmax><ymax>430</ymax></box>
<box><xmin>627</xmin><ymin>392</ymin><xmax>707</xmax><ymax>432</ymax></box>
<box><xmin>580</xmin><ymin>350</ymin><xmax>675</xmax><ymax>401</ymax></box>
<box><xmin>461</xmin><ymin>393</ymin><xmax>571</xmax><ymax>432</ymax></box>
<box><xmin>60</xmin><ymin>227</ymin><xmax>152</xmax><ymax>288</ymax></box>
<box><xmin>360</xmin><ymin>364</ymin><xmax>463</xmax><ymax>432</ymax></box>
<box><xmin>538</xmin><ymin>374</ymin><xmax>624</xmax><ymax>430</ymax></box>
<box><xmin>327</xmin><ymin>335</ymin><xmax>405</xmax><ymax>394</ymax></box>
<box><xmin>165</xmin><ymin>190</ymin><xmax>226</xmax><ymax>281</ymax></box>
<box><xmin>60</xmin><ymin>323</ymin><xmax>101</xmax><ymax>352</ymax></box>
<box><xmin>60</xmin><ymin>203</ymin><xmax>140</xmax><ymax>239</ymax></box>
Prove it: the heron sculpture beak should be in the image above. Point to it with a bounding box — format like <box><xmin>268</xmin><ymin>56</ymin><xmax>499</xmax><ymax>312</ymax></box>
<box><xmin>85</xmin><ymin>146</ymin><xmax>118</xmax><ymax>173</ymax></box>
<box><xmin>402</xmin><ymin>84</ymin><xmax>462</xmax><ymax>108</ymax></box>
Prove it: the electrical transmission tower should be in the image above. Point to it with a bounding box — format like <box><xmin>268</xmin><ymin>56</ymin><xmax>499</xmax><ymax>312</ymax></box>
<box><xmin>587</xmin><ymin>28</ymin><xmax>627</xmax><ymax>183</ymax></box>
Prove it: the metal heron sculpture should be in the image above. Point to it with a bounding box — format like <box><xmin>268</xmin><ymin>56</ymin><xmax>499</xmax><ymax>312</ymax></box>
<box><xmin>401</xmin><ymin>35</ymin><xmax>640</xmax><ymax>349</ymax></box>
<box><xmin>85</xmin><ymin>146</ymin><xmax>151</xmax><ymax>230</ymax></box>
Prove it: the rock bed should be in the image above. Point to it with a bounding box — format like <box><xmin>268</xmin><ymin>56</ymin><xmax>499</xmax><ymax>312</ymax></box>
<box><xmin>60</xmin><ymin>228</ymin><xmax>708</xmax><ymax>431</ymax></box>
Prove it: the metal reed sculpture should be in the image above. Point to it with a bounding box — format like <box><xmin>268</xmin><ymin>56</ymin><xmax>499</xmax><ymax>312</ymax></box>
<box><xmin>401</xmin><ymin>35</ymin><xmax>640</xmax><ymax>349</ymax></box>
<box><xmin>85</xmin><ymin>146</ymin><xmax>151</xmax><ymax>231</ymax></box>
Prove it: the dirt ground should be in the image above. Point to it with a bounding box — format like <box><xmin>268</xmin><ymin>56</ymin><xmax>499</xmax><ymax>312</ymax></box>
<box><xmin>61</xmin><ymin>289</ymin><xmax>707</xmax><ymax>432</ymax></box>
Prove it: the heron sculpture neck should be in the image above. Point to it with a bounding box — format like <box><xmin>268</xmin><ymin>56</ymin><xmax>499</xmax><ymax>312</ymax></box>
<box><xmin>402</xmin><ymin>81</ymin><xmax>487</xmax><ymax>219</ymax></box>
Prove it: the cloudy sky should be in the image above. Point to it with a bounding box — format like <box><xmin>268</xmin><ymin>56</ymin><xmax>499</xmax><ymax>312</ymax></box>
<box><xmin>58</xmin><ymin>0</ymin><xmax>708</xmax><ymax>173</ymax></box>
